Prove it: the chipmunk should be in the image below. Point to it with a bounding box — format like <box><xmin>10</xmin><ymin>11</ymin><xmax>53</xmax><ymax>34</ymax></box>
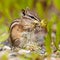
<box><xmin>9</xmin><ymin>8</ymin><xmax>41</xmax><ymax>49</ymax></box>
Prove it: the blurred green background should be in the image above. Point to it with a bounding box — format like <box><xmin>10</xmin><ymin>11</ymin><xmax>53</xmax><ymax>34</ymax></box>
<box><xmin>0</xmin><ymin>0</ymin><xmax>60</xmax><ymax>55</ymax></box>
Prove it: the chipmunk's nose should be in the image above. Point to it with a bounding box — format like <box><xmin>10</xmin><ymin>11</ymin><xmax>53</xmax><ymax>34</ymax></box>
<box><xmin>33</xmin><ymin>20</ymin><xmax>39</xmax><ymax>23</ymax></box>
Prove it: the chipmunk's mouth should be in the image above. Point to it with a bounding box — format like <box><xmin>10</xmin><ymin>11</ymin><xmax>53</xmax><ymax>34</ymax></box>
<box><xmin>33</xmin><ymin>20</ymin><xmax>39</xmax><ymax>23</ymax></box>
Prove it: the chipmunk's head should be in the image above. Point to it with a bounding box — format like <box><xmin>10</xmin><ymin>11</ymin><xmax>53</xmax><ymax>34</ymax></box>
<box><xmin>21</xmin><ymin>8</ymin><xmax>40</xmax><ymax>24</ymax></box>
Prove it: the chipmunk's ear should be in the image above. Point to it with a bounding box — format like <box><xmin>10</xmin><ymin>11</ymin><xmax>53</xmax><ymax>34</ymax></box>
<box><xmin>21</xmin><ymin>7</ymin><xmax>30</xmax><ymax>16</ymax></box>
<box><xmin>21</xmin><ymin>9</ymin><xmax>25</xmax><ymax>16</ymax></box>
<box><xmin>26</xmin><ymin>7</ymin><xmax>30</xmax><ymax>11</ymax></box>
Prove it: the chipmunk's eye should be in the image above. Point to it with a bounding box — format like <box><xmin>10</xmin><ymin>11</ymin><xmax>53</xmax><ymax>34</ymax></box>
<box><xmin>28</xmin><ymin>15</ymin><xmax>36</xmax><ymax>20</ymax></box>
<box><xmin>22</xmin><ymin>11</ymin><xmax>25</xmax><ymax>16</ymax></box>
<box><xmin>22</xmin><ymin>9</ymin><xmax>25</xmax><ymax>16</ymax></box>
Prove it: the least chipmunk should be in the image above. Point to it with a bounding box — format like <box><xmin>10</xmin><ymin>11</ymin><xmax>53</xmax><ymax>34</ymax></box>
<box><xmin>9</xmin><ymin>8</ymin><xmax>40</xmax><ymax>48</ymax></box>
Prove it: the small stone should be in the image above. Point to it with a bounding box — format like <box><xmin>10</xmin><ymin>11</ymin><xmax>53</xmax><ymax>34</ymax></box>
<box><xmin>9</xmin><ymin>52</ymin><xmax>17</xmax><ymax>57</ymax></box>
<box><xmin>40</xmin><ymin>46</ymin><xmax>46</xmax><ymax>55</ymax></box>
<box><xmin>18</xmin><ymin>49</ymin><xmax>30</xmax><ymax>54</ymax></box>
<box><xmin>3</xmin><ymin>46</ymin><xmax>11</xmax><ymax>50</ymax></box>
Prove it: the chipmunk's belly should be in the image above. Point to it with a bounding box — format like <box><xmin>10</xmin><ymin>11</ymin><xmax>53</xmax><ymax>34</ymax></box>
<box><xmin>20</xmin><ymin>30</ymin><xmax>46</xmax><ymax>50</ymax></box>
<box><xmin>19</xmin><ymin>31</ymin><xmax>36</xmax><ymax>48</ymax></box>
